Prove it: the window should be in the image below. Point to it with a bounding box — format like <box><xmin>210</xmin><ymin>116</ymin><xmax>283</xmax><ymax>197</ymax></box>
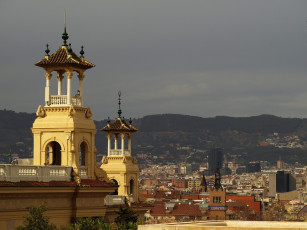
<box><xmin>213</xmin><ymin>196</ymin><xmax>221</xmax><ymax>203</ymax></box>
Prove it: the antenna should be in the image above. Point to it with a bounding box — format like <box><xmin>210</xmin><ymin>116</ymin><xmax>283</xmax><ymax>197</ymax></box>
<box><xmin>62</xmin><ymin>10</ymin><xmax>69</xmax><ymax>46</ymax></box>
<box><xmin>118</xmin><ymin>91</ymin><xmax>122</xmax><ymax>118</ymax></box>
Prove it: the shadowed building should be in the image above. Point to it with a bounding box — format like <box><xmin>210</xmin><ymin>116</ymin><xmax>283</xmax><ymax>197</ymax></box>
<box><xmin>268</xmin><ymin>171</ymin><xmax>296</xmax><ymax>197</ymax></box>
<box><xmin>208</xmin><ymin>148</ymin><xmax>223</xmax><ymax>175</ymax></box>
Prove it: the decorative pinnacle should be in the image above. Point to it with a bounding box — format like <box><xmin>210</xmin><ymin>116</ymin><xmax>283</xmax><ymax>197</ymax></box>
<box><xmin>68</xmin><ymin>43</ymin><xmax>72</xmax><ymax>54</ymax></box>
<box><xmin>118</xmin><ymin>91</ymin><xmax>122</xmax><ymax>118</ymax></box>
<box><xmin>62</xmin><ymin>26</ymin><xmax>69</xmax><ymax>46</ymax></box>
<box><xmin>45</xmin><ymin>44</ymin><xmax>50</xmax><ymax>56</ymax></box>
<box><xmin>129</xmin><ymin>117</ymin><xmax>132</xmax><ymax>124</ymax></box>
<box><xmin>80</xmin><ymin>46</ymin><xmax>84</xmax><ymax>57</ymax></box>
<box><xmin>107</xmin><ymin>117</ymin><xmax>110</xmax><ymax>124</ymax></box>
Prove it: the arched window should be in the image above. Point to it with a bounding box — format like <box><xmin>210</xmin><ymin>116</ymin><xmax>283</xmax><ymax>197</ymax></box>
<box><xmin>110</xmin><ymin>179</ymin><xmax>118</xmax><ymax>195</ymax></box>
<box><xmin>79</xmin><ymin>142</ymin><xmax>87</xmax><ymax>166</ymax></box>
<box><xmin>129</xmin><ymin>179</ymin><xmax>134</xmax><ymax>195</ymax></box>
<box><xmin>45</xmin><ymin>141</ymin><xmax>61</xmax><ymax>165</ymax></box>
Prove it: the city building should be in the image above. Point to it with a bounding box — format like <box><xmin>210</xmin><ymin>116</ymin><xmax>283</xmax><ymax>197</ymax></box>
<box><xmin>208</xmin><ymin>148</ymin><xmax>223</xmax><ymax>175</ymax></box>
<box><xmin>209</xmin><ymin>169</ymin><xmax>227</xmax><ymax>220</ymax></box>
<box><xmin>268</xmin><ymin>171</ymin><xmax>296</xmax><ymax>197</ymax></box>
<box><xmin>246</xmin><ymin>161</ymin><xmax>261</xmax><ymax>173</ymax></box>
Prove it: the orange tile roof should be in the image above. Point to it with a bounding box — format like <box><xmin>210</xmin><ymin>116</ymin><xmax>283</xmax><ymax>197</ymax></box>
<box><xmin>35</xmin><ymin>46</ymin><xmax>95</xmax><ymax>69</ymax></box>
<box><xmin>150</xmin><ymin>202</ymin><xmax>207</xmax><ymax>216</ymax></box>
<box><xmin>101</xmin><ymin>118</ymin><xmax>138</xmax><ymax>133</ymax></box>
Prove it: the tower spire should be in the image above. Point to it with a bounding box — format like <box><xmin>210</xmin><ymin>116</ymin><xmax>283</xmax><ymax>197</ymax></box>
<box><xmin>62</xmin><ymin>11</ymin><xmax>69</xmax><ymax>46</ymax></box>
<box><xmin>118</xmin><ymin>91</ymin><xmax>122</xmax><ymax>118</ymax></box>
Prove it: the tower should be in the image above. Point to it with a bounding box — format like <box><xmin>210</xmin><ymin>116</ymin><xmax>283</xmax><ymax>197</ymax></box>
<box><xmin>209</xmin><ymin>169</ymin><xmax>227</xmax><ymax>220</ymax></box>
<box><xmin>100</xmin><ymin>93</ymin><xmax>139</xmax><ymax>203</ymax></box>
<box><xmin>32</xmin><ymin>25</ymin><xmax>99</xmax><ymax>181</ymax></box>
<box><xmin>200</xmin><ymin>174</ymin><xmax>207</xmax><ymax>192</ymax></box>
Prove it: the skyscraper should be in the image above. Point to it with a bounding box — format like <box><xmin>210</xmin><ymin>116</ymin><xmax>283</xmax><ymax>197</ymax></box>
<box><xmin>208</xmin><ymin>148</ymin><xmax>223</xmax><ymax>175</ymax></box>
<box><xmin>268</xmin><ymin>171</ymin><xmax>296</xmax><ymax>197</ymax></box>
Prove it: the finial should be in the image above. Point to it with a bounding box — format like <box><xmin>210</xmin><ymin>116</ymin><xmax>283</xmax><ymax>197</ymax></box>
<box><xmin>45</xmin><ymin>44</ymin><xmax>50</xmax><ymax>56</ymax></box>
<box><xmin>107</xmin><ymin>117</ymin><xmax>110</xmax><ymax>124</ymax></box>
<box><xmin>129</xmin><ymin>117</ymin><xmax>132</xmax><ymax>124</ymax></box>
<box><xmin>118</xmin><ymin>91</ymin><xmax>122</xmax><ymax>118</ymax></box>
<box><xmin>80</xmin><ymin>46</ymin><xmax>84</xmax><ymax>57</ymax></box>
<box><xmin>68</xmin><ymin>43</ymin><xmax>72</xmax><ymax>54</ymax></box>
<box><xmin>62</xmin><ymin>11</ymin><xmax>69</xmax><ymax>46</ymax></box>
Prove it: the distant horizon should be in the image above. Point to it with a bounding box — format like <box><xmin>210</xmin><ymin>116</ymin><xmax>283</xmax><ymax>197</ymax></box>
<box><xmin>1</xmin><ymin>108</ymin><xmax>306</xmax><ymax>121</ymax></box>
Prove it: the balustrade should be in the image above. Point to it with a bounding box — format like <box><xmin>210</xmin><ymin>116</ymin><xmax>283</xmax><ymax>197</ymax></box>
<box><xmin>48</xmin><ymin>95</ymin><xmax>82</xmax><ymax>106</ymax></box>
<box><xmin>80</xmin><ymin>166</ymin><xmax>88</xmax><ymax>179</ymax></box>
<box><xmin>109</xmin><ymin>150</ymin><xmax>131</xmax><ymax>156</ymax></box>
<box><xmin>0</xmin><ymin>165</ymin><xmax>72</xmax><ymax>182</ymax></box>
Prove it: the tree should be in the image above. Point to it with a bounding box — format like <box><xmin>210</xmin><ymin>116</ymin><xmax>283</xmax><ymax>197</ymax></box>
<box><xmin>16</xmin><ymin>203</ymin><xmax>57</xmax><ymax>230</ymax></box>
<box><xmin>67</xmin><ymin>217</ymin><xmax>113</xmax><ymax>230</ymax></box>
<box><xmin>114</xmin><ymin>206</ymin><xmax>138</xmax><ymax>230</ymax></box>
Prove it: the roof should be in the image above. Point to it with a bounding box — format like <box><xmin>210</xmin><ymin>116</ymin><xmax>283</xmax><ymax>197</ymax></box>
<box><xmin>299</xmin><ymin>205</ymin><xmax>307</xmax><ymax>215</ymax></box>
<box><xmin>150</xmin><ymin>202</ymin><xmax>208</xmax><ymax>216</ymax></box>
<box><xmin>101</xmin><ymin>117</ymin><xmax>138</xmax><ymax>133</ymax></box>
<box><xmin>35</xmin><ymin>46</ymin><xmax>95</xmax><ymax>70</ymax></box>
<box><xmin>0</xmin><ymin>179</ymin><xmax>114</xmax><ymax>187</ymax></box>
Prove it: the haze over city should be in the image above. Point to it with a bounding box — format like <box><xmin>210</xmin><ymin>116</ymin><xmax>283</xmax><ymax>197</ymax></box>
<box><xmin>1</xmin><ymin>0</ymin><xmax>307</xmax><ymax>119</ymax></box>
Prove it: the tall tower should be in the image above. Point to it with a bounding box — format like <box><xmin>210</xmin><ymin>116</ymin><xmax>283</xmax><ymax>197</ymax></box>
<box><xmin>32</xmin><ymin>25</ymin><xmax>98</xmax><ymax>181</ymax></box>
<box><xmin>209</xmin><ymin>169</ymin><xmax>227</xmax><ymax>220</ymax></box>
<box><xmin>100</xmin><ymin>92</ymin><xmax>139</xmax><ymax>203</ymax></box>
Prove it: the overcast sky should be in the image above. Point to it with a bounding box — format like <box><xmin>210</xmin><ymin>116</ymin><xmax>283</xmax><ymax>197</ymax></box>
<box><xmin>1</xmin><ymin>0</ymin><xmax>307</xmax><ymax>120</ymax></box>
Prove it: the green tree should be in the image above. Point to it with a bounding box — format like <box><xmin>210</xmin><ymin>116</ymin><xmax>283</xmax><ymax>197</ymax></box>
<box><xmin>114</xmin><ymin>206</ymin><xmax>138</xmax><ymax>230</ymax></box>
<box><xmin>67</xmin><ymin>217</ymin><xmax>113</xmax><ymax>230</ymax></box>
<box><xmin>16</xmin><ymin>203</ymin><xmax>57</xmax><ymax>230</ymax></box>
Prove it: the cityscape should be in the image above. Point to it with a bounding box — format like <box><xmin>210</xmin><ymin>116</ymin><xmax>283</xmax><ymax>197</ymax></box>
<box><xmin>1</xmin><ymin>1</ymin><xmax>307</xmax><ymax>230</ymax></box>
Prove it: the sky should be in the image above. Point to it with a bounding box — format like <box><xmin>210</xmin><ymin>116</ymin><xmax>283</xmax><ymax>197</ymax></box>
<box><xmin>1</xmin><ymin>0</ymin><xmax>307</xmax><ymax>120</ymax></box>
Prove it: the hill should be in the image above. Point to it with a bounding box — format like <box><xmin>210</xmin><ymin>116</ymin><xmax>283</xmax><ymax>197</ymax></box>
<box><xmin>0</xmin><ymin>110</ymin><xmax>307</xmax><ymax>165</ymax></box>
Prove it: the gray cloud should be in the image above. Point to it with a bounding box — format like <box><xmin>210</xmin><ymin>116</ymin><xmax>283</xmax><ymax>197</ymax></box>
<box><xmin>1</xmin><ymin>0</ymin><xmax>307</xmax><ymax>119</ymax></box>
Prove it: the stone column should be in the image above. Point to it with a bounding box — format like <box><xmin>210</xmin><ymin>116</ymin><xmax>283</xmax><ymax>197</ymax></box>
<box><xmin>107</xmin><ymin>134</ymin><xmax>111</xmax><ymax>156</ymax></box>
<box><xmin>121</xmin><ymin>133</ymin><xmax>125</xmax><ymax>156</ymax></box>
<box><xmin>128</xmin><ymin>134</ymin><xmax>132</xmax><ymax>153</ymax></box>
<box><xmin>67</xmin><ymin>72</ymin><xmax>73</xmax><ymax>105</ymax></box>
<box><xmin>78</xmin><ymin>73</ymin><xmax>85</xmax><ymax>106</ymax></box>
<box><xmin>114</xmin><ymin>134</ymin><xmax>118</xmax><ymax>150</ymax></box>
<box><xmin>57</xmin><ymin>72</ymin><xmax>64</xmax><ymax>95</ymax></box>
<box><xmin>45</xmin><ymin>72</ymin><xmax>52</xmax><ymax>105</ymax></box>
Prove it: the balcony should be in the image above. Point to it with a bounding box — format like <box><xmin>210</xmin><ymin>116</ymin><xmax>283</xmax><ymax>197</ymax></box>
<box><xmin>104</xmin><ymin>195</ymin><xmax>126</xmax><ymax>205</ymax></box>
<box><xmin>109</xmin><ymin>150</ymin><xmax>131</xmax><ymax>157</ymax></box>
<box><xmin>0</xmin><ymin>165</ymin><xmax>72</xmax><ymax>182</ymax></box>
<box><xmin>80</xmin><ymin>166</ymin><xmax>88</xmax><ymax>179</ymax></box>
<box><xmin>48</xmin><ymin>95</ymin><xmax>82</xmax><ymax>107</ymax></box>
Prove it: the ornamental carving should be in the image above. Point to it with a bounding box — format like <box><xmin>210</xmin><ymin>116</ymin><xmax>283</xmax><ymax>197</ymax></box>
<box><xmin>132</xmin><ymin>157</ymin><xmax>138</xmax><ymax>164</ymax></box>
<box><xmin>68</xmin><ymin>104</ymin><xmax>76</xmax><ymax>117</ymax></box>
<box><xmin>36</xmin><ymin>105</ymin><xmax>46</xmax><ymax>118</ymax></box>
<box><xmin>85</xmin><ymin>107</ymin><xmax>93</xmax><ymax>119</ymax></box>
<box><xmin>102</xmin><ymin>156</ymin><xmax>108</xmax><ymax>164</ymax></box>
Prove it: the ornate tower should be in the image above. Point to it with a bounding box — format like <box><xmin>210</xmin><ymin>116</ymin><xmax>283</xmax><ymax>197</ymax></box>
<box><xmin>32</xmin><ymin>25</ymin><xmax>98</xmax><ymax>181</ymax></box>
<box><xmin>100</xmin><ymin>92</ymin><xmax>139</xmax><ymax>203</ymax></box>
<box><xmin>209</xmin><ymin>169</ymin><xmax>227</xmax><ymax>220</ymax></box>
